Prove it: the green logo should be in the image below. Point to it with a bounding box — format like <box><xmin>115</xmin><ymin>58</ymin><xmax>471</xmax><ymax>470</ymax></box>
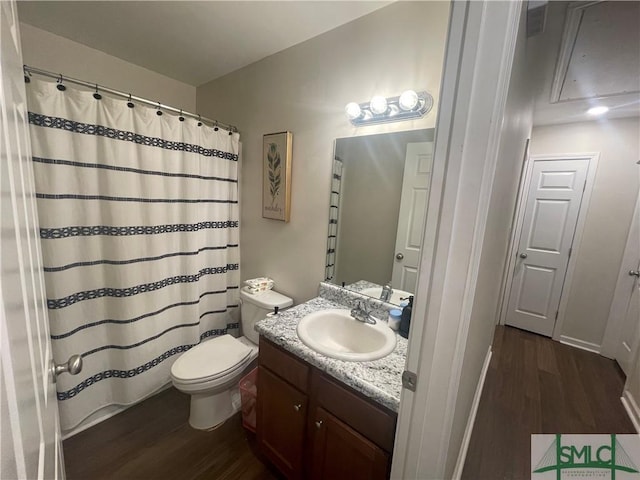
<box><xmin>532</xmin><ymin>434</ymin><xmax>639</xmax><ymax>479</ymax></box>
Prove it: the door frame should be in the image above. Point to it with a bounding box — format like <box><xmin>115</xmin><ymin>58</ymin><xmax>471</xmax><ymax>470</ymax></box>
<box><xmin>391</xmin><ymin>0</ymin><xmax>524</xmax><ymax>478</ymax></box>
<box><xmin>498</xmin><ymin>153</ymin><xmax>599</xmax><ymax>346</ymax></box>
<box><xmin>600</xmin><ymin>192</ymin><xmax>640</xmax><ymax>359</ymax></box>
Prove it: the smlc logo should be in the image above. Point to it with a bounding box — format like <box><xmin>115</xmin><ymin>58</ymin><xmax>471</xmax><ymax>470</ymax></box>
<box><xmin>532</xmin><ymin>434</ymin><xmax>640</xmax><ymax>479</ymax></box>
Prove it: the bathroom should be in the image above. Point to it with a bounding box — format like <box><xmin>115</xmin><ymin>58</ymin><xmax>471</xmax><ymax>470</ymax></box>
<box><xmin>2</xmin><ymin>1</ymin><xmax>639</xmax><ymax>479</ymax></box>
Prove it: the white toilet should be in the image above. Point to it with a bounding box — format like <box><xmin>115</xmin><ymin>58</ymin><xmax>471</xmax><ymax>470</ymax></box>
<box><xmin>170</xmin><ymin>287</ymin><xmax>293</xmax><ymax>430</ymax></box>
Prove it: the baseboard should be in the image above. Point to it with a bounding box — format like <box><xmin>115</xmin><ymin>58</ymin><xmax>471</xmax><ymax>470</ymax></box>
<box><xmin>452</xmin><ymin>346</ymin><xmax>493</xmax><ymax>480</ymax></box>
<box><xmin>621</xmin><ymin>390</ymin><xmax>640</xmax><ymax>434</ymax></box>
<box><xmin>559</xmin><ymin>335</ymin><xmax>601</xmax><ymax>354</ymax></box>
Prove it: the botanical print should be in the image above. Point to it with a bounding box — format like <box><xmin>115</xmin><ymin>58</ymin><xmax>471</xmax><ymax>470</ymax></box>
<box><xmin>262</xmin><ymin>132</ymin><xmax>292</xmax><ymax>222</ymax></box>
<box><xmin>267</xmin><ymin>142</ymin><xmax>281</xmax><ymax>206</ymax></box>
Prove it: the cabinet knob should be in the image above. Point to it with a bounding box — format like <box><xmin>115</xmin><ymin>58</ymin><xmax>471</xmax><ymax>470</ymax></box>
<box><xmin>293</xmin><ymin>403</ymin><xmax>302</xmax><ymax>412</ymax></box>
<box><xmin>315</xmin><ymin>420</ymin><xmax>323</xmax><ymax>429</ymax></box>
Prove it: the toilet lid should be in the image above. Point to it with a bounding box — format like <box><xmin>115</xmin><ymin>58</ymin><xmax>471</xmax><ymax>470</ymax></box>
<box><xmin>171</xmin><ymin>334</ymin><xmax>252</xmax><ymax>382</ymax></box>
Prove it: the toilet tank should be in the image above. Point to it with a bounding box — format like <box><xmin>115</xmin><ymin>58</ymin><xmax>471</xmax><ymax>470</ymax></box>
<box><xmin>240</xmin><ymin>287</ymin><xmax>293</xmax><ymax>344</ymax></box>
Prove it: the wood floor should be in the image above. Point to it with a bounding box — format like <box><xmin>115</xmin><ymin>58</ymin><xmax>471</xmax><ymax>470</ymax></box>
<box><xmin>63</xmin><ymin>326</ymin><xmax>634</xmax><ymax>480</ymax></box>
<box><xmin>462</xmin><ymin>325</ymin><xmax>636</xmax><ymax>479</ymax></box>
<box><xmin>63</xmin><ymin>387</ymin><xmax>281</xmax><ymax>480</ymax></box>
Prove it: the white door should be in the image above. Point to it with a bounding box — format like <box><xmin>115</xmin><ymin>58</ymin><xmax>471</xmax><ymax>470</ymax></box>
<box><xmin>602</xmin><ymin>193</ymin><xmax>640</xmax><ymax>375</ymax></box>
<box><xmin>1</xmin><ymin>2</ymin><xmax>66</xmax><ymax>478</ymax></box>
<box><xmin>618</xmin><ymin>259</ymin><xmax>640</xmax><ymax>375</ymax></box>
<box><xmin>505</xmin><ymin>159</ymin><xmax>589</xmax><ymax>336</ymax></box>
<box><xmin>391</xmin><ymin>142</ymin><xmax>433</xmax><ymax>293</ymax></box>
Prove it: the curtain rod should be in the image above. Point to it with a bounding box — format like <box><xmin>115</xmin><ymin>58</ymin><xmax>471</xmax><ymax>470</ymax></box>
<box><xmin>23</xmin><ymin>65</ymin><xmax>238</xmax><ymax>133</ymax></box>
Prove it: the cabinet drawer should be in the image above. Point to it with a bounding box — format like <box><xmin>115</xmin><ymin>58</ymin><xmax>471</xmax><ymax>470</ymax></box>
<box><xmin>312</xmin><ymin>371</ymin><xmax>397</xmax><ymax>452</ymax></box>
<box><xmin>259</xmin><ymin>337</ymin><xmax>310</xmax><ymax>392</ymax></box>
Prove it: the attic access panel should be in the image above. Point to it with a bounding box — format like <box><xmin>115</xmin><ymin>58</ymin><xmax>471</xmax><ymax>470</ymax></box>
<box><xmin>551</xmin><ymin>1</ymin><xmax>640</xmax><ymax>103</ymax></box>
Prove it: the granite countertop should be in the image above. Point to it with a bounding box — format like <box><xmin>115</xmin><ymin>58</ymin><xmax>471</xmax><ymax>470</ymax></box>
<box><xmin>344</xmin><ymin>279</ymin><xmax>380</xmax><ymax>293</ymax></box>
<box><xmin>255</xmin><ymin>295</ymin><xmax>407</xmax><ymax>413</ymax></box>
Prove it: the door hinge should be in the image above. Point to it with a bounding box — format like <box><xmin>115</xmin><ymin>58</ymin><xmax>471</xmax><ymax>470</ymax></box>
<box><xmin>402</xmin><ymin>370</ymin><xmax>417</xmax><ymax>392</ymax></box>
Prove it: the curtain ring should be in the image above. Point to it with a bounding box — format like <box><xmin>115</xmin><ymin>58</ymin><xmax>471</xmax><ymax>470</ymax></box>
<box><xmin>127</xmin><ymin>94</ymin><xmax>134</xmax><ymax>108</ymax></box>
<box><xmin>24</xmin><ymin>67</ymin><xmax>31</xmax><ymax>84</ymax></box>
<box><xmin>56</xmin><ymin>74</ymin><xmax>66</xmax><ymax>91</ymax></box>
<box><xmin>214</xmin><ymin>121</ymin><xmax>219</xmax><ymax>132</ymax></box>
<box><xmin>93</xmin><ymin>84</ymin><xmax>102</xmax><ymax>100</ymax></box>
<box><xmin>197</xmin><ymin>115</ymin><xmax>202</xmax><ymax>127</ymax></box>
<box><xmin>156</xmin><ymin>102</ymin><xmax>163</xmax><ymax>116</ymax></box>
<box><xmin>178</xmin><ymin>110</ymin><xmax>185</xmax><ymax>122</ymax></box>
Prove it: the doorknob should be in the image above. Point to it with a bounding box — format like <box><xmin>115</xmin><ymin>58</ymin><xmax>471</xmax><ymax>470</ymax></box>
<box><xmin>396</xmin><ymin>253</ymin><xmax>404</xmax><ymax>260</ymax></box>
<box><xmin>630</xmin><ymin>270</ymin><xmax>640</xmax><ymax>278</ymax></box>
<box><xmin>50</xmin><ymin>354</ymin><xmax>83</xmax><ymax>382</ymax></box>
<box><xmin>519</xmin><ymin>253</ymin><xmax>528</xmax><ymax>259</ymax></box>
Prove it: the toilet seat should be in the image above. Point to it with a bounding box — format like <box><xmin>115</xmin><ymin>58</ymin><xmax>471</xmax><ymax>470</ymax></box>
<box><xmin>171</xmin><ymin>334</ymin><xmax>253</xmax><ymax>385</ymax></box>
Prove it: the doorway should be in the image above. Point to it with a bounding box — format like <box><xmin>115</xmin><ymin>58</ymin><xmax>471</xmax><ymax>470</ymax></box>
<box><xmin>501</xmin><ymin>153</ymin><xmax>598</xmax><ymax>338</ymax></box>
<box><xmin>601</xmin><ymin>193</ymin><xmax>640</xmax><ymax>375</ymax></box>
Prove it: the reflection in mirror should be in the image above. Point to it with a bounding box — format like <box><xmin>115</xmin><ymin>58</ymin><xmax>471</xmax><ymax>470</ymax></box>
<box><xmin>325</xmin><ymin>129</ymin><xmax>434</xmax><ymax>305</ymax></box>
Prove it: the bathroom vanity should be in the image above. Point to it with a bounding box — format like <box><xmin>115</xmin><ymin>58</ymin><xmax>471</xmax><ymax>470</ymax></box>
<box><xmin>254</xmin><ymin>286</ymin><xmax>406</xmax><ymax>479</ymax></box>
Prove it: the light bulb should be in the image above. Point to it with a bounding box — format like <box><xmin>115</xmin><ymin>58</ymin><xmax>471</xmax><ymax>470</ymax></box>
<box><xmin>399</xmin><ymin>90</ymin><xmax>419</xmax><ymax>111</ymax></box>
<box><xmin>369</xmin><ymin>96</ymin><xmax>388</xmax><ymax>115</ymax></box>
<box><xmin>345</xmin><ymin>102</ymin><xmax>362</xmax><ymax>120</ymax></box>
<box><xmin>587</xmin><ymin>106</ymin><xmax>609</xmax><ymax>116</ymax></box>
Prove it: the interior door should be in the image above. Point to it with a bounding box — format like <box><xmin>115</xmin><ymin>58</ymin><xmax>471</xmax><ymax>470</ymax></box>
<box><xmin>617</xmin><ymin>259</ymin><xmax>640</xmax><ymax>375</ymax></box>
<box><xmin>606</xmin><ymin>193</ymin><xmax>640</xmax><ymax>375</ymax></box>
<box><xmin>0</xmin><ymin>2</ymin><xmax>65</xmax><ymax>478</ymax></box>
<box><xmin>391</xmin><ymin>142</ymin><xmax>433</xmax><ymax>293</ymax></box>
<box><xmin>505</xmin><ymin>158</ymin><xmax>589</xmax><ymax>336</ymax></box>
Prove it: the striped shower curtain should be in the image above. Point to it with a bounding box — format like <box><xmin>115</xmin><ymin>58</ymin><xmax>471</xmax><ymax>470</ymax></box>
<box><xmin>26</xmin><ymin>78</ymin><xmax>240</xmax><ymax>431</ymax></box>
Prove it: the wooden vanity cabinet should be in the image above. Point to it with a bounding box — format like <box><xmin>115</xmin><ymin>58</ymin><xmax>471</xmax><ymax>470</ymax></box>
<box><xmin>257</xmin><ymin>338</ymin><xmax>396</xmax><ymax>480</ymax></box>
<box><xmin>257</xmin><ymin>339</ymin><xmax>309</xmax><ymax>479</ymax></box>
<box><xmin>309</xmin><ymin>407</ymin><xmax>389</xmax><ymax>480</ymax></box>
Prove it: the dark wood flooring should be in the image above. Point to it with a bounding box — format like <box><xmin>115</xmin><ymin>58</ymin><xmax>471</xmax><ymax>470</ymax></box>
<box><xmin>63</xmin><ymin>387</ymin><xmax>281</xmax><ymax>480</ymax></box>
<box><xmin>462</xmin><ymin>325</ymin><xmax>636</xmax><ymax>479</ymax></box>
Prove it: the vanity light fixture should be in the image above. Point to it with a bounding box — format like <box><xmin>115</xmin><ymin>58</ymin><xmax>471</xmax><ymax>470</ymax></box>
<box><xmin>587</xmin><ymin>106</ymin><xmax>609</xmax><ymax>116</ymax></box>
<box><xmin>345</xmin><ymin>90</ymin><xmax>433</xmax><ymax>126</ymax></box>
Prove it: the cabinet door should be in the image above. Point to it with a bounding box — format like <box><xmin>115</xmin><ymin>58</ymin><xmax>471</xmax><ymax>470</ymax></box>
<box><xmin>310</xmin><ymin>407</ymin><xmax>389</xmax><ymax>480</ymax></box>
<box><xmin>257</xmin><ymin>366</ymin><xmax>307</xmax><ymax>479</ymax></box>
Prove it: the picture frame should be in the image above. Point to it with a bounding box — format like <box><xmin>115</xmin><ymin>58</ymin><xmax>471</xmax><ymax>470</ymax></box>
<box><xmin>262</xmin><ymin>131</ymin><xmax>293</xmax><ymax>222</ymax></box>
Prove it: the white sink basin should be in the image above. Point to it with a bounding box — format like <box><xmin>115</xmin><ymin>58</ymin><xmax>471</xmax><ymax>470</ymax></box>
<box><xmin>360</xmin><ymin>287</ymin><xmax>412</xmax><ymax>305</ymax></box>
<box><xmin>296</xmin><ymin>309</ymin><xmax>396</xmax><ymax>362</ymax></box>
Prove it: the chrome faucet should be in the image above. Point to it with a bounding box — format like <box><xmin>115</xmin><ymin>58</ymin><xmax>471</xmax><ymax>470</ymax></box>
<box><xmin>350</xmin><ymin>301</ymin><xmax>376</xmax><ymax>325</ymax></box>
<box><xmin>380</xmin><ymin>283</ymin><xmax>393</xmax><ymax>302</ymax></box>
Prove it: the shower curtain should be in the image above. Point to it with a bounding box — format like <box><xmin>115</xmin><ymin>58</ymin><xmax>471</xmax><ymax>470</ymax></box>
<box><xmin>26</xmin><ymin>78</ymin><xmax>240</xmax><ymax>431</ymax></box>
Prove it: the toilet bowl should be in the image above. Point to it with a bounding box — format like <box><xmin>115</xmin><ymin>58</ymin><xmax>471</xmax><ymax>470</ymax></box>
<box><xmin>171</xmin><ymin>287</ymin><xmax>293</xmax><ymax>430</ymax></box>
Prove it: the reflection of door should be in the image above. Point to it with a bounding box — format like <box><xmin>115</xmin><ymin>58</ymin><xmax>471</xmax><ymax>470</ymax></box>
<box><xmin>1</xmin><ymin>2</ymin><xmax>65</xmax><ymax>478</ymax></box>
<box><xmin>505</xmin><ymin>158</ymin><xmax>590</xmax><ymax>336</ymax></box>
<box><xmin>602</xmin><ymin>194</ymin><xmax>640</xmax><ymax>375</ymax></box>
<box><xmin>392</xmin><ymin>142</ymin><xmax>433</xmax><ymax>293</ymax></box>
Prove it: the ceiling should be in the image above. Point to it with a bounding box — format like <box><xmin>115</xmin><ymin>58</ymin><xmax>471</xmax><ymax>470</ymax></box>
<box><xmin>17</xmin><ymin>1</ymin><xmax>392</xmax><ymax>86</ymax></box>
<box><xmin>528</xmin><ymin>1</ymin><xmax>640</xmax><ymax>126</ymax></box>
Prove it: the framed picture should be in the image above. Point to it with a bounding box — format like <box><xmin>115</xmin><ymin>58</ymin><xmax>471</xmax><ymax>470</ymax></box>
<box><xmin>262</xmin><ymin>131</ymin><xmax>293</xmax><ymax>222</ymax></box>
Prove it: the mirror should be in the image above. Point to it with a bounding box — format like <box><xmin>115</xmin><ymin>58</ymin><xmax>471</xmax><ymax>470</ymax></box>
<box><xmin>325</xmin><ymin>129</ymin><xmax>435</xmax><ymax>305</ymax></box>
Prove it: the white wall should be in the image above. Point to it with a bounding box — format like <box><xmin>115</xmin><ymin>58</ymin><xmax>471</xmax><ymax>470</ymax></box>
<box><xmin>196</xmin><ymin>2</ymin><xmax>450</xmax><ymax>303</ymax></box>
<box><xmin>20</xmin><ymin>23</ymin><xmax>196</xmax><ymax>111</ymax></box>
<box><xmin>530</xmin><ymin>117</ymin><xmax>640</xmax><ymax>348</ymax></box>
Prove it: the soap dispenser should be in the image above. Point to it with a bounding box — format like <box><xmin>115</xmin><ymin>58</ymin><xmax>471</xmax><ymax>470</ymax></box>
<box><xmin>399</xmin><ymin>296</ymin><xmax>413</xmax><ymax>339</ymax></box>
